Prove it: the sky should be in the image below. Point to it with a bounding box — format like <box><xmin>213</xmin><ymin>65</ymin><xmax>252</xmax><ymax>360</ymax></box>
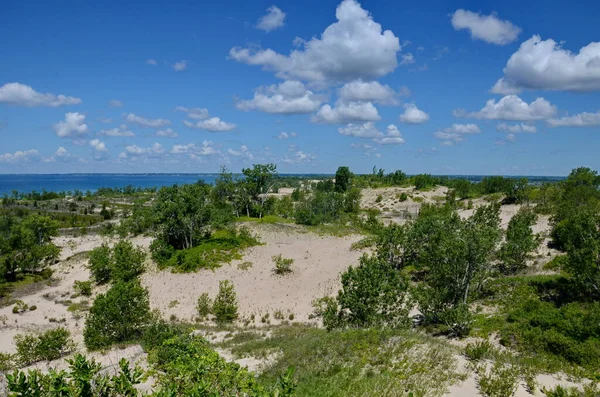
<box><xmin>1</xmin><ymin>0</ymin><xmax>599</xmax><ymax>176</ymax></box>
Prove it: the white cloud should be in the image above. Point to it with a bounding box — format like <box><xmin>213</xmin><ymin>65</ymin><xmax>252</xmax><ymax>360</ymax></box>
<box><xmin>456</xmin><ymin>95</ymin><xmax>557</xmax><ymax>121</ymax></box>
<box><xmin>398</xmin><ymin>86</ymin><xmax>411</xmax><ymax>97</ymax></box>
<box><xmin>183</xmin><ymin>117</ymin><xmax>236</xmax><ymax>132</ymax></box>
<box><xmin>313</xmin><ymin>101</ymin><xmax>380</xmax><ymax>123</ymax></box>
<box><xmin>399</xmin><ymin>103</ymin><xmax>429</xmax><ymax>124</ymax></box>
<box><xmin>227</xmin><ymin>145</ymin><xmax>254</xmax><ymax>160</ymax></box>
<box><xmin>547</xmin><ymin>110</ymin><xmax>600</xmax><ymax>127</ymax></box>
<box><xmin>338</xmin><ymin>122</ymin><xmax>382</xmax><ymax>138</ymax></box>
<box><xmin>171</xmin><ymin>141</ymin><xmax>218</xmax><ymax>156</ymax></box>
<box><xmin>43</xmin><ymin>146</ymin><xmax>72</xmax><ymax>163</ymax></box>
<box><xmin>277</xmin><ymin>132</ymin><xmax>297</xmax><ymax>139</ymax></box>
<box><xmin>237</xmin><ymin>81</ymin><xmax>322</xmax><ymax>114</ymax></box>
<box><xmin>124</xmin><ymin>143</ymin><xmax>165</xmax><ymax>157</ymax></box>
<box><xmin>492</xmin><ymin>35</ymin><xmax>600</xmax><ymax>93</ymax></box>
<box><xmin>374</xmin><ymin>124</ymin><xmax>405</xmax><ymax>145</ymax></box>
<box><xmin>125</xmin><ymin>113</ymin><xmax>171</xmax><ymax>128</ymax></box>
<box><xmin>257</xmin><ymin>5</ymin><xmax>286</xmax><ymax>32</ymax></box>
<box><xmin>434</xmin><ymin>123</ymin><xmax>481</xmax><ymax>145</ymax></box>
<box><xmin>400</xmin><ymin>53</ymin><xmax>415</xmax><ymax>65</ymax></box>
<box><xmin>53</xmin><ymin>112</ymin><xmax>89</xmax><ymax>138</ymax></box>
<box><xmin>230</xmin><ymin>0</ymin><xmax>401</xmax><ymax>82</ymax></box>
<box><xmin>451</xmin><ymin>9</ymin><xmax>521</xmax><ymax>45</ymax></box>
<box><xmin>0</xmin><ymin>149</ymin><xmax>39</xmax><ymax>163</ymax></box>
<box><xmin>99</xmin><ymin>124</ymin><xmax>135</xmax><ymax>137</ymax></box>
<box><xmin>496</xmin><ymin>133</ymin><xmax>517</xmax><ymax>145</ymax></box>
<box><xmin>156</xmin><ymin>128</ymin><xmax>178</xmax><ymax>137</ymax></box>
<box><xmin>89</xmin><ymin>139</ymin><xmax>107</xmax><ymax>152</ymax></box>
<box><xmin>175</xmin><ymin>106</ymin><xmax>210</xmax><ymax>120</ymax></box>
<box><xmin>173</xmin><ymin>61</ymin><xmax>188</xmax><ymax>71</ymax></box>
<box><xmin>282</xmin><ymin>150</ymin><xmax>316</xmax><ymax>164</ymax></box>
<box><xmin>109</xmin><ymin>99</ymin><xmax>123</xmax><ymax>107</ymax></box>
<box><xmin>0</xmin><ymin>82</ymin><xmax>81</xmax><ymax>107</ymax></box>
<box><xmin>496</xmin><ymin>122</ymin><xmax>537</xmax><ymax>133</ymax></box>
<box><xmin>146</xmin><ymin>59</ymin><xmax>158</xmax><ymax>66</ymax></box>
<box><xmin>338</xmin><ymin>79</ymin><xmax>397</xmax><ymax>104</ymax></box>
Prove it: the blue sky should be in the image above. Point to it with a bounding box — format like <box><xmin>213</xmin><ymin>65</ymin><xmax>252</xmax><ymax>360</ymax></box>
<box><xmin>1</xmin><ymin>0</ymin><xmax>599</xmax><ymax>175</ymax></box>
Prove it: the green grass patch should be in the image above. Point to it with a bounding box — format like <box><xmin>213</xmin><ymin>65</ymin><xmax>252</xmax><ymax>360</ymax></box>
<box><xmin>235</xmin><ymin>215</ymin><xmax>293</xmax><ymax>224</ymax></box>
<box><xmin>162</xmin><ymin>228</ymin><xmax>261</xmax><ymax>272</ymax></box>
<box><xmin>221</xmin><ymin>324</ymin><xmax>464</xmax><ymax>397</ymax></box>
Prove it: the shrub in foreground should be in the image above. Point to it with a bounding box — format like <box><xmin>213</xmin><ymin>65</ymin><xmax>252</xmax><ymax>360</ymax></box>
<box><xmin>14</xmin><ymin>327</ymin><xmax>74</xmax><ymax>366</ymax></box>
<box><xmin>212</xmin><ymin>280</ymin><xmax>238</xmax><ymax>323</ymax></box>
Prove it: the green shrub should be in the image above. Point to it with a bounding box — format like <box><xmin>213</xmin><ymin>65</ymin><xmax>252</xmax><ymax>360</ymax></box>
<box><xmin>83</xmin><ymin>280</ymin><xmax>151</xmax><ymax>350</ymax></box>
<box><xmin>213</xmin><ymin>280</ymin><xmax>238</xmax><ymax>323</ymax></box>
<box><xmin>197</xmin><ymin>292</ymin><xmax>213</xmax><ymax>318</ymax></box>
<box><xmin>28</xmin><ymin>305</ymin><xmax>37</xmax><ymax>311</ymax></box>
<box><xmin>88</xmin><ymin>240</ymin><xmax>145</xmax><ymax>284</ymax></box>
<box><xmin>499</xmin><ymin>207</ymin><xmax>541</xmax><ymax>274</ymax></box>
<box><xmin>88</xmin><ymin>244</ymin><xmax>112</xmax><ymax>284</ymax></box>
<box><xmin>14</xmin><ymin>327</ymin><xmax>74</xmax><ymax>366</ymax></box>
<box><xmin>476</xmin><ymin>361</ymin><xmax>520</xmax><ymax>397</ymax></box>
<box><xmin>375</xmin><ymin>194</ymin><xmax>383</xmax><ymax>203</ymax></box>
<box><xmin>73</xmin><ymin>280</ymin><xmax>93</xmax><ymax>296</ymax></box>
<box><xmin>398</xmin><ymin>192</ymin><xmax>408</xmax><ymax>202</ymax></box>
<box><xmin>464</xmin><ymin>340</ymin><xmax>494</xmax><ymax>361</ymax></box>
<box><xmin>272</xmin><ymin>254</ymin><xmax>294</xmax><ymax>275</ymax></box>
<box><xmin>12</xmin><ymin>300</ymin><xmax>28</xmax><ymax>314</ymax></box>
<box><xmin>542</xmin><ymin>384</ymin><xmax>600</xmax><ymax>397</ymax></box>
<box><xmin>0</xmin><ymin>352</ymin><xmax>15</xmax><ymax>372</ymax></box>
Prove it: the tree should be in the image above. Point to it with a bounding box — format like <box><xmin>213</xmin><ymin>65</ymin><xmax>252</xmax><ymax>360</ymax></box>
<box><xmin>212</xmin><ymin>280</ymin><xmax>238</xmax><ymax>323</ymax></box>
<box><xmin>241</xmin><ymin>163</ymin><xmax>278</xmax><ymax>218</ymax></box>
<box><xmin>334</xmin><ymin>166</ymin><xmax>351</xmax><ymax>193</ymax></box>
<box><xmin>83</xmin><ymin>280</ymin><xmax>151</xmax><ymax>350</ymax></box>
<box><xmin>499</xmin><ymin>208</ymin><xmax>541</xmax><ymax>274</ymax></box>
<box><xmin>88</xmin><ymin>240</ymin><xmax>145</xmax><ymax>284</ymax></box>
<box><xmin>88</xmin><ymin>244</ymin><xmax>112</xmax><ymax>284</ymax></box>
<box><xmin>316</xmin><ymin>255</ymin><xmax>411</xmax><ymax>330</ymax></box>
<box><xmin>562</xmin><ymin>211</ymin><xmax>600</xmax><ymax>298</ymax></box>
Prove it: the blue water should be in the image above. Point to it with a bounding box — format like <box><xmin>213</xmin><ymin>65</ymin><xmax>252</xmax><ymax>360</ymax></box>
<box><xmin>0</xmin><ymin>173</ymin><xmax>565</xmax><ymax>196</ymax></box>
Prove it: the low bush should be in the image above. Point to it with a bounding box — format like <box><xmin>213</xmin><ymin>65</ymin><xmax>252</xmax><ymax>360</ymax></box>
<box><xmin>14</xmin><ymin>327</ymin><xmax>74</xmax><ymax>366</ymax></box>
<box><xmin>272</xmin><ymin>254</ymin><xmax>294</xmax><ymax>275</ymax></box>
<box><xmin>464</xmin><ymin>340</ymin><xmax>494</xmax><ymax>361</ymax></box>
<box><xmin>476</xmin><ymin>361</ymin><xmax>520</xmax><ymax>397</ymax></box>
<box><xmin>73</xmin><ymin>280</ymin><xmax>93</xmax><ymax>296</ymax></box>
<box><xmin>196</xmin><ymin>292</ymin><xmax>213</xmax><ymax>318</ymax></box>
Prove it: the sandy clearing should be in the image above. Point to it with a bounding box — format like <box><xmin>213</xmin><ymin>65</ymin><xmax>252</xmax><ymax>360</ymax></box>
<box><xmin>143</xmin><ymin>223</ymin><xmax>363</xmax><ymax>325</ymax></box>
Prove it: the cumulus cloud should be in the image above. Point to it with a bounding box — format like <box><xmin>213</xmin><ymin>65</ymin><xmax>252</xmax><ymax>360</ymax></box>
<box><xmin>312</xmin><ymin>101</ymin><xmax>380</xmax><ymax>124</ymax></box>
<box><xmin>434</xmin><ymin>123</ymin><xmax>481</xmax><ymax>145</ymax></box>
<box><xmin>53</xmin><ymin>112</ymin><xmax>89</xmax><ymax>138</ymax></box>
<box><xmin>124</xmin><ymin>143</ymin><xmax>165</xmax><ymax>157</ymax></box>
<box><xmin>451</xmin><ymin>9</ymin><xmax>521</xmax><ymax>45</ymax></box>
<box><xmin>237</xmin><ymin>81</ymin><xmax>322</xmax><ymax>114</ymax></box>
<box><xmin>338</xmin><ymin>122</ymin><xmax>382</xmax><ymax>138</ymax></box>
<box><xmin>282</xmin><ymin>150</ymin><xmax>316</xmax><ymax>164</ymax></box>
<box><xmin>0</xmin><ymin>83</ymin><xmax>81</xmax><ymax>107</ymax></box>
<box><xmin>146</xmin><ymin>59</ymin><xmax>158</xmax><ymax>66</ymax></box>
<box><xmin>257</xmin><ymin>5</ymin><xmax>286</xmax><ymax>32</ymax></box>
<box><xmin>496</xmin><ymin>133</ymin><xmax>517</xmax><ymax>145</ymax></box>
<box><xmin>455</xmin><ymin>95</ymin><xmax>557</xmax><ymax>121</ymax></box>
<box><xmin>373</xmin><ymin>124</ymin><xmax>405</xmax><ymax>145</ymax></box>
<box><xmin>43</xmin><ymin>147</ymin><xmax>72</xmax><ymax>163</ymax></box>
<box><xmin>175</xmin><ymin>107</ymin><xmax>210</xmax><ymax>120</ymax></box>
<box><xmin>99</xmin><ymin>124</ymin><xmax>135</xmax><ymax>137</ymax></box>
<box><xmin>227</xmin><ymin>145</ymin><xmax>254</xmax><ymax>160</ymax></box>
<box><xmin>547</xmin><ymin>110</ymin><xmax>600</xmax><ymax>127</ymax></box>
<box><xmin>125</xmin><ymin>113</ymin><xmax>171</xmax><ymax>128</ymax></box>
<box><xmin>338</xmin><ymin>79</ymin><xmax>398</xmax><ymax>104</ymax></box>
<box><xmin>173</xmin><ymin>61</ymin><xmax>188</xmax><ymax>71</ymax></box>
<box><xmin>0</xmin><ymin>149</ymin><xmax>39</xmax><ymax>163</ymax></box>
<box><xmin>89</xmin><ymin>139</ymin><xmax>107</xmax><ymax>152</ymax></box>
<box><xmin>277</xmin><ymin>132</ymin><xmax>297</xmax><ymax>139</ymax></box>
<box><xmin>156</xmin><ymin>128</ymin><xmax>178</xmax><ymax>137</ymax></box>
<box><xmin>229</xmin><ymin>0</ymin><xmax>401</xmax><ymax>82</ymax></box>
<box><xmin>109</xmin><ymin>99</ymin><xmax>123</xmax><ymax>107</ymax></box>
<box><xmin>492</xmin><ymin>36</ymin><xmax>600</xmax><ymax>93</ymax></box>
<box><xmin>496</xmin><ymin>122</ymin><xmax>537</xmax><ymax>133</ymax></box>
<box><xmin>183</xmin><ymin>117</ymin><xmax>236</xmax><ymax>132</ymax></box>
<box><xmin>171</xmin><ymin>141</ymin><xmax>218</xmax><ymax>156</ymax></box>
<box><xmin>399</xmin><ymin>103</ymin><xmax>429</xmax><ymax>124</ymax></box>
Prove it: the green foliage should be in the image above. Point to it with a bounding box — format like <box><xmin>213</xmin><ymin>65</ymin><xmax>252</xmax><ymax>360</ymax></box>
<box><xmin>294</xmin><ymin>189</ymin><xmax>360</xmax><ymax>226</ymax></box>
<box><xmin>542</xmin><ymin>384</ymin><xmax>600</xmax><ymax>397</ymax></box>
<box><xmin>412</xmin><ymin>174</ymin><xmax>440</xmax><ymax>190</ymax></box>
<box><xmin>73</xmin><ymin>280</ymin><xmax>92</xmax><ymax>296</ymax></box>
<box><xmin>315</xmin><ymin>255</ymin><xmax>411</xmax><ymax>330</ymax></box>
<box><xmin>83</xmin><ymin>280</ymin><xmax>151</xmax><ymax>350</ymax></box>
<box><xmin>499</xmin><ymin>207</ymin><xmax>541</xmax><ymax>274</ymax></box>
<box><xmin>12</xmin><ymin>299</ymin><xmax>28</xmax><ymax>314</ymax></box>
<box><xmin>154</xmin><ymin>227</ymin><xmax>260</xmax><ymax>272</ymax></box>
<box><xmin>272</xmin><ymin>254</ymin><xmax>294</xmax><ymax>275</ymax></box>
<box><xmin>14</xmin><ymin>327</ymin><xmax>74</xmax><ymax>366</ymax></box>
<box><xmin>475</xmin><ymin>361</ymin><xmax>520</xmax><ymax>397</ymax></box>
<box><xmin>7</xmin><ymin>354</ymin><xmax>144</xmax><ymax>396</ymax></box>
<box><xmin>561</xmin><ymin>212</ymin><xmax>600</xmax><ymax>297</ymax></box>
<box><xmin>0</xmin><ymin>213</ymin><xmax>60</xmax><ymax>283</ymax></box>
<box><xmin>334</xmin><ymin>166</ymin><xmax>352</xmax><ymax>193</ymax></box>
<box><xmin>212</xmin><ymin>280</ymin><xmax>238</xmax><ymax>324</ymax></box>
<box><xmin>88</xmin><ymin>240</ymin><xmax>145</xmax><ymax>284</ymax></box>
<box><xmin>242</xmin><ymin>163</ymin><xmax>278</xmax><ymax>218</ymax></box>
<box><xmin>196</xmin><ymin>292</ymin><xmax>213</xmax><ymax>318</ymax></box>
<box><xmin>0</xmin><ymin>352</ymin><xmax>15</xmax><ymax>372</ymax></box>
<box><xmin>464</xmin><ymin>340</ymin><xmax>494</xmax><ymax>361</ymax></box>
